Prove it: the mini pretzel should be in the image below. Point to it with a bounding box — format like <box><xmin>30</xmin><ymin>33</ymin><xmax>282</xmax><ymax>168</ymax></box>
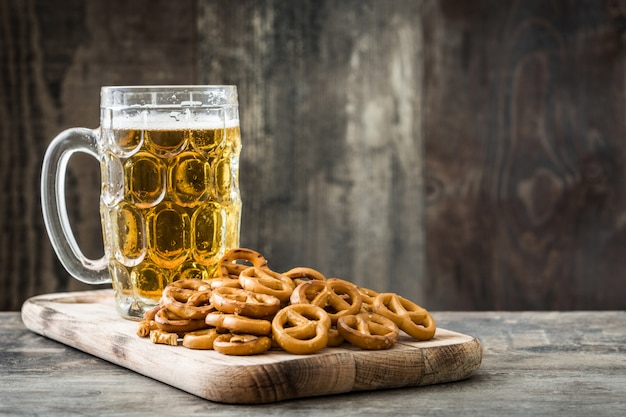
<box><xmin>154</xmin><ymin>306</ymin><xmax>208</xmax><ymax>334</ymax></box>
<box><xmin>136</xmin><ymin>247</ymin><xmax>440</xmax><ymax>356</ymax></box>
<box><xmin>218</xmin><ymin>248</ymin><xmax>268</xmax><ymax>279</ymax></box>
<box><xmin>205</xmin><ymin>312</ymin><xmax>272</xmax><ymax>336</ymax></box>
<box><xmin>150</xmin><ymin>329</ymin><xmax>178</xmax><ymax>346</ymax></box>
<box><xmin>168</xmin><ymin>278</ymin><xmax>212</xmax><ymax>292</ymax></box>
<box><xmin>182</xmin><ymin>328</ymin><xmax>220</xmax><ymax>350</ymax></box>
<box><xmin>337</xmin><ymin>312</ymin><xmax>399</xmax><ymax>350</ymax></box>
<box><xmin>137</xmin><ymin>305</ymin><xmax>161</xmax><ymax>337</ymax></box>
<box><xmin>290</xmin><ymin>278</ymin><xmax>362</xmax><ymax>324</ymax></box>
<box><xmin>272</xmin><ymin>304</ymin><xmax>331</xmax><ymax>354</ymax></box>
<box><xmin>327</xmin><ymin>327</ymin><xmax>344</xmax><ymax>347</ymax></box>
<box><xmin>213</xmin><ymin>334</ymin><xmax>272</xmax><ymax>356</ymax></box>
<box><xmin>283</xmin><ymin>267</ymin><xmax>327</xmax><ymax>286</ymax></box>
<box><xmin>373</xmin><ymin>293</ymin><xmax>436</xmax><ymax>340</ymax></box>
<box><xmin>239</xmin><ymin>267</ymin><xmax>295</xmax><ymax>302</ymax></box>
<box><xmin>143</xmin><ymin>304</ymin><xmax>162</xmax><ymax>321</ymax></box>
<box><xmin>358</xmin><ymin>286</ymin><xmax>379</xmax><ymax>312</ymax></box>
<box><xmin>161</xmin><ymin>285</ymin><xmax>214</xmax><ymax>320</ymax></box>
<box><xmin>210</xmin><ymin>286</ymin><xmax>281</xmax><ymax>318</ymax></box>
<box><xmin>205</xmin><ymin>277</ymin><xmax>242</xmax><ymax>289</ymax></box>
<box><xmin>136</xmin><ymin>320</ymin><xmax>158</xmax><ymax>337</ymax></box>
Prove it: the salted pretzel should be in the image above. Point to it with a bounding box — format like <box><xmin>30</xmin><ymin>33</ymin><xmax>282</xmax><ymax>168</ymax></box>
<box><xmin>272</xmin><ymin>304</ymin><xmax>331</xmax><ymax>354</ymax></box>
<box><xmin>205</xmin><ymin>312</ymin><xmax>272</xmax><ymax>336</ymax></box>
<box><xmin>218</xmin><ymin>248</ymin><xmax>268</xmax><ymax>279</ymax></box>
<box><xmin>239</xmin><ymin>267</ymin><xmax>295</xmax><ymax>303</ymax></box>
<box><xmin>154</xmin><ymin>306</ymin><xmax>208</xmax><ymax>334</ymax></box>
<box><xmin>337</xmin><ymin>312</ymin><xmax>399</xmax><ymax>350</ymax></box>
<box><xmin>213</xmin><ymin>334</ymin><xmax>272</xmax><ymax>356</ymax></box>
<box><xmin>161</xmin><ymin>285</ymin><xmax>214</xmax><ymax>320</ymax></box>
<box><xmin>373</xmin><ymin>293</ymin><xmax>436</xmax><ymax>340</ymax></box>
<box><xmin>283</xmin><ymin>267</ymin><xmax>327</xmax><ymax>286</ymax></box>
<box><xmin>290</xmin><ymin>278</ymin><xmax>362</xmax><ymax>324</ymax></box>
<box><xmin>210</xmin><ymin>286</ymin><xmax>281</xmax><ymax>318</ymax></box>
<box><xmin>182</xmin><ymin>328</ymin><xmax>220</xmax><ymax>350</ymax></box>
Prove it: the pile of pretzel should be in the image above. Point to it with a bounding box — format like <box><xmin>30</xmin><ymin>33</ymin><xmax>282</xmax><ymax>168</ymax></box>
<box><xmin>137</xmin><ymin>248</ymin><xmax>436</xmax><ymax>355</ymax></box>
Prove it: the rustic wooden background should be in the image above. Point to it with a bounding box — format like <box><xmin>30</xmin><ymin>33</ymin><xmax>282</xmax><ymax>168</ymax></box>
<box><xmin>2</xmin><ymin>0</ymin><xmax>626</xmax><ymax>311</ymax></box>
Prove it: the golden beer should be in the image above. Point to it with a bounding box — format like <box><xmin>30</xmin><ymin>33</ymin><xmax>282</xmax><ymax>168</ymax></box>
<box><xmin>101</xmin><ymin>125</ymin><xmax>241</xmax><ymax>315</ymax></box>
<box><xmin>41</xmin><ymin>86</ymin><xmax>240</xmax><ymax>320</ymax></box>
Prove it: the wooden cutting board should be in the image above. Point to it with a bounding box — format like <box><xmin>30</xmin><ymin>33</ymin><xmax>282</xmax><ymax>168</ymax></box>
<box><xmin>21</xmin><ymin>289</ymin><xmax>482</xmax><ymax>404</ymax></box>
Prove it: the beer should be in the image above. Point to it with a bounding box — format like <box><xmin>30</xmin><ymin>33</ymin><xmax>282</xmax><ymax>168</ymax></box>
<box><xmin>41</xmin><ymin>86</ymin><xmax>241</xmax><ymax>320</ymax></box>
<box><xmin>100</xmin><ymin>124</ymin><xmax>242</xmax><ymax>315</ymax></box>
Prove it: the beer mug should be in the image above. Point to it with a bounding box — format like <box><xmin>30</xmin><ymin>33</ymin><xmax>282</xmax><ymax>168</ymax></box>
<box><xmin>41</xmin><ymin>86</ymin><xmax>242</xmax><ymax>319</ymax></box>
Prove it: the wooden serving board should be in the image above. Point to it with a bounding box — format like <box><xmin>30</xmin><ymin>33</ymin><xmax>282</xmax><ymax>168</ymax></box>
<box><xmin>21</xmin><ymin>290</ymin><xmax>482</xmax><ymax>404</ymax></box>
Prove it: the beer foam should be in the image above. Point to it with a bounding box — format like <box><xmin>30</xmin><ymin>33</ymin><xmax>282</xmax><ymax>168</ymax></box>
<box><xmin>108</xmin><ymin>118</ymin><xmax>239</xmax><ymax>130</ymax></box>
<box><xmin>103</xmin><ymin>106</ymin><xmax>239</xmax><ymax>130</ymax></box>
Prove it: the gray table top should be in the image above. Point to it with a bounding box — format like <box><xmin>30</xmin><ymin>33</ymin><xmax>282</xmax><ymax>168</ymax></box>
<box><xmin>1</xmin><ymin>310</ymin><xmax>625</xmax><ymax>416</ymax></box>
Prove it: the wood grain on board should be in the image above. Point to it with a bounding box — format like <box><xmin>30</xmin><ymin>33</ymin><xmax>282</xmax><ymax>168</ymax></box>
<box><xmin>20</xmin><ymin>289</ymin><xmax>482</xmax><ymax>404</ymax></box>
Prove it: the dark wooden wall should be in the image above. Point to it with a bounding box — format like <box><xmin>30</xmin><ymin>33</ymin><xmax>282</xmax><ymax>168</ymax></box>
<box><xmin>2</xmin><ymin>0</ymin><xmax>625</xmax><ymax>311</ymax></box>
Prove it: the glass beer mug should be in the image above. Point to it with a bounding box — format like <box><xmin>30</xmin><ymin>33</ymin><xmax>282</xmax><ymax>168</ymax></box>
<box><xmin>41</xmin><ymin>86</ymin><xmax>242</xmax><ymax>320</ymax></box>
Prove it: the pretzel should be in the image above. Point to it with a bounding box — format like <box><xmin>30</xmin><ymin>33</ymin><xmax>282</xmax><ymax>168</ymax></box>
<box><xmin>169</xmin><ymin>278</ymin><xmax>212</xmax><ymax>293</ymax></box>
<box><xmin>182</xmin><ymin>328</ymin><xmax>220</xmax><ymax>350</ymax></box>
<box><xmin>149</xmin><ymin>329</ymin><xmax>178</xmax><ymax>346</ymax></box>
<box><xmin>239</xmin><ymin>267</ymin><xmax>295</xmax><ymax>303</ymax></box>
<box><xmin>373</xmin><ymin>293</ymin><xmax>436</xmax><ymax>340</ymax></box>
<box><xmin>136</xmin><ymin>320</ymin><xmax>158</xmax><ymax>337</ymax></box>
<box><xmin>213</xmin><ymin>334</ymin><xmax>272</xmax><ymax>356</ymax></box>
<box><xmin>272</xmin><ymin>304</ymin><xmax>331</xmax><ymax>354</ymax></box>
<box><xmin>283</xmin><ymin>267</ymin><xmax>327</xmax><ymax>286</ymax></box>
<box><xmin>136</xmin><ymin>248</ymin><xmax>440</xmax><ymax>356</ymax></box>
<box><xmin>161</xmin><ymin>285</ymin><xmax>214</xmax><ymax>320</ymax></box>
<box><xmin>327</xmin><ymin>327</ymin><xmax>344</xmax><ymax>347</ymax></box>
<box><xmin>210</xmin><ymin>286</ymin><xmax>281</xmax><ymax>318</ymax></box>
<box><xmin>358</xmin><ymin>286</ymin><xmax>379</xmax><ymax>312</ymax></box>
<box><xmin>143</xmin><ymin>304</ymin><xmax>162</xmax><ymax>321</ymax></box>
<box><xmin>218</xmin><ymin>248</ymin><xmax>268</xmax><ymax>279</ymax></box>
<box><xmin>205</xmin><ymin>277</ymin><xmax>242</xmax><ymax>289</ymax></box>
<box><xmin>205</xmin><ymin>312</ymin><xmax>272</xmax><ymax>336</ymax></box>
<box><xmin>290</xmin><ymin>278</ymin><xmax>362</xmax><ymax>324</ymax></box>
<box><xmin>154</xmin><ymin>306</ymin><xmax>208</xmax><ymax>334</ymax></box>
<box><xmin>337</xmin><ymin>312</ymin><xmax>399</xmax><ymax>350</ymax></box>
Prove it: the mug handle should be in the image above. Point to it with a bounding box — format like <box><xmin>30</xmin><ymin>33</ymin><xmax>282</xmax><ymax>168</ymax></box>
<box><xmin>41</xmin><ymin>127</ymin><xmax>111</xmax><ymax>284</ymax></box>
